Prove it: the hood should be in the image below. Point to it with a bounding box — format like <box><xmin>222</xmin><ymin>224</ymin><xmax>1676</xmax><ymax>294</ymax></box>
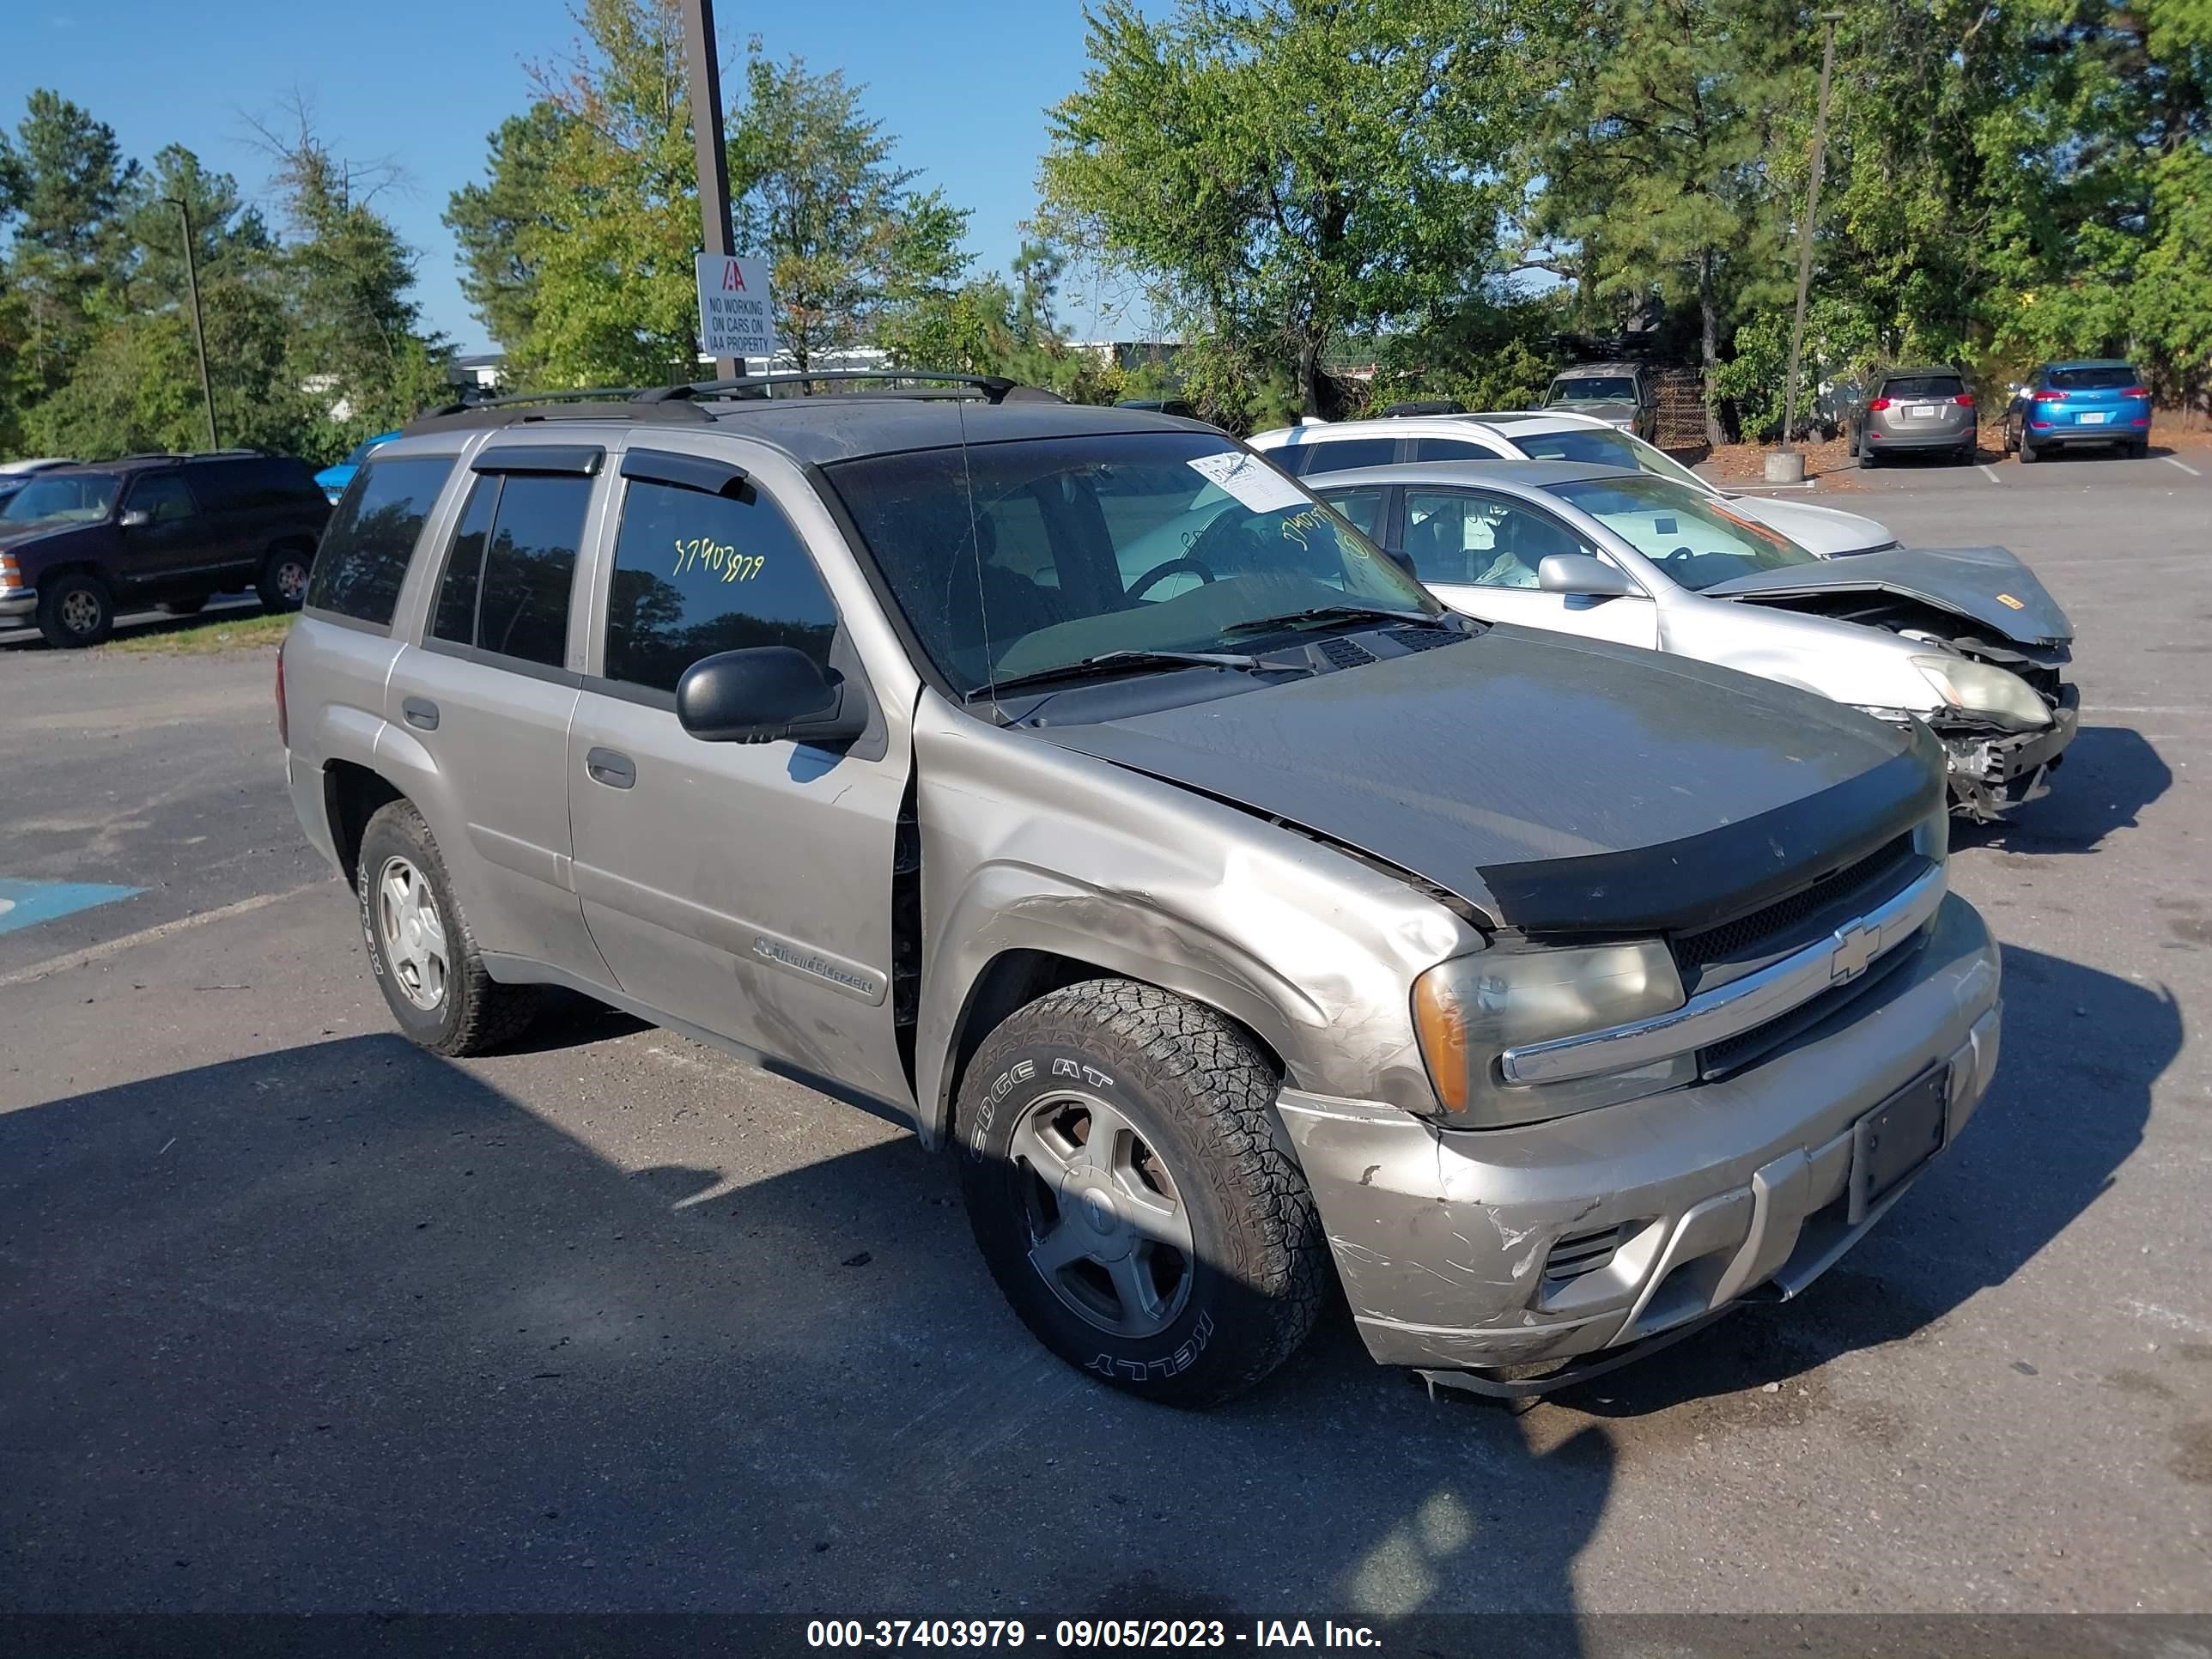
<box><xmin>1547</xmin><ymin>399</ymin><xmax>1637</xmax><ymax>424</ymax></box>
<box><xmin>0</xmin><ymin>520</ymin><xmax>100</xmax><ymax>555</ymax></box>
<box><xmin>1706</xmin><ymin>544</ymin><xmax>2072</xmax><ymax>645</ymax></box>
<box><xmin>1030</xmin><ymin>625</ymin><xmax>1941</xmax><ymax>933</ymax></box>
<box><xmin>1718</xmin><ymin>493</ymin><xmax>1896</xmax><ymax>557</ymax></box>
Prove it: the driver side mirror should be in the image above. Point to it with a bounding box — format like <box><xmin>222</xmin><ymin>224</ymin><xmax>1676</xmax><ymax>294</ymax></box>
<box><xmin>1537</xmin><ymin>553</ymin><xmax>1637</xmax><ymax>599</ymax></box>
<box><xmin>118</xmin><ymin>508</ymin><xmax>150</xmax><ymax>528</ymax></box>
<box><xmin>677</xmin><ymin>647</ymin><xmax>867</xmax><ymax>746</ymax></box>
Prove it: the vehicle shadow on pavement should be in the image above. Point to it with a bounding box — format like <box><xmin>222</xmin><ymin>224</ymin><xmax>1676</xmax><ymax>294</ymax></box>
<box><xmin>1954</xmin><ymin>725</ymin><xmax>2172</xmax><ymax>855</ymax></box>
<box><xmin>1539</xmin><ymin>942</ymin><xmax>2175</xmax><ymax>1421</ymax></box>
<box><xmin>0</xmin><ymin>1033</ymin><xmax>1608</xmax><ymax>1622</ymax></box>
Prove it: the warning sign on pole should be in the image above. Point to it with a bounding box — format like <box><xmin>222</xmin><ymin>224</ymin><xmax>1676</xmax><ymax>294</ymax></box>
<box><xmin>696</xmin><ymin>254</ymin><xmax>776</xmax><ymax>362</ymax></box>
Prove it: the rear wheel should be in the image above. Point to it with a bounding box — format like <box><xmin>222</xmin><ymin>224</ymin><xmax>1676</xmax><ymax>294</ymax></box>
<box><xmin>35</xmin><ymin>571</ymin><xmax>114</xmax><ymax>648</ymax></box>
<box><xmin>2018</xmin><ymin>429</ymin><xmax>2041</xmax><ymax>464</ymax></box>
<box><xmin>355</xmin><ymin>799</ymin><xmax>538</xmax><ymax>1055</ymax></box>
<box><xmin>2126</xmin><ymin>437</ymin><xmax>2150</xmax><ymax>459</ymax></box>
<box><xmin>258</xmin><ymin>545</ymin><xmax>312</xmax><ymax>614</ymax></box>
<box><xmin>957</xmin><ymin>979</ymin><xmax>1326</xmax><ymax>1407</ymax></box>
<box><xmin>1856</xmin><ymin>430</ymin><xmax>1877</xmax><ymax>468</ymax></box>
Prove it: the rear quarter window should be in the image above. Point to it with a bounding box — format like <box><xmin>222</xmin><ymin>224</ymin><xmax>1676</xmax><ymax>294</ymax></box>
<box><xmin>306</xmin><ymin>456</ymin><xmax>458</xmax><ymax>628</ymax></box>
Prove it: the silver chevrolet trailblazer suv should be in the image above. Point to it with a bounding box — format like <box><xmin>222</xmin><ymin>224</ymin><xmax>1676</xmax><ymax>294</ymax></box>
<box><xmin>280</xmin><ymin>373</ymin><xmax>2002</xmax><ymax>1406</ymax></box>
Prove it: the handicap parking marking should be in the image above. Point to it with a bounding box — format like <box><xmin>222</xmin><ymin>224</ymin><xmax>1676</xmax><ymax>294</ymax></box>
<box><xmin>0</xmin><ymin>878</ymin><xmax>146</xmax><ymax>936</ymax></box>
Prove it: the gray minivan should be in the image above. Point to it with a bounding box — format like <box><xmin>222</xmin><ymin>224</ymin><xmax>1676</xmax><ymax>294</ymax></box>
<box><xmin>280</xmin><ymin>376</ymin><xmax>2002</xmax><ymax>1404</ymax></box>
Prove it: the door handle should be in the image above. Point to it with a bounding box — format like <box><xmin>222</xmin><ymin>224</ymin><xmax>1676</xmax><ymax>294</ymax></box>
<box><xmin>402</xmin><ymin>697</ymin><xmax>440</xmax><ymax>732</ymax></box>
<box><xmin>586</xmin><ymin>747</ymin><xmax>636</xmax><ymax>789</ymax></box>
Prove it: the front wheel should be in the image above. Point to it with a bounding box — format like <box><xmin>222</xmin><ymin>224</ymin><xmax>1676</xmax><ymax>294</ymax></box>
<box><xmin>35</xmin><ymin>572</ymin><xmax>115</xmax><ymax>648</ymax></box>
<box><xmin>957</xmin><ymin>980</ymin><xmax>1326</xmax><ymax>1407</ymax></box>
<box><xmin>258</xmin><ymin>546</ymin><xmax>312</xmax><ymax>614</ymax></box>
<box><xmin>355</xmin><ymin>799</ymin><xmax>538</xmax><ymax>1055</ymax></box>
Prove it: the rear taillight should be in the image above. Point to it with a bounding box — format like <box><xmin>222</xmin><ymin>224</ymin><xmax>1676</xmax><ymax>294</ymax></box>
<box><xmin>275</xmin><ymin>638</ymin><xmax>289</xmax><ymax>749</ymax></box>
<box><xmin>1868</xmin><ymin>397</ymin><xmax>1893</xmax><ymax>411</ymax></box>
<box><xmin>1954</xmin><ymin>392</ymin><xmax>1974</xmax><ymax>407</ymax></box>
<box><xmin>2033</xmin><ymin>390</ymin><xmax>2067</xmax><ymax>403</ymax></box>
<box><xmin>2121</xmin><ymin>386</ymin><xmax>2148</xmax><ymax>398</ymax></box>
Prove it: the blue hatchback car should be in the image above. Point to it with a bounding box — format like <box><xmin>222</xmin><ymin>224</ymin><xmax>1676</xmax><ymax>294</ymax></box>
<box><xmin>2002</xmin><ymin>361</ymin><xmax>2153</xmax><ymax>461</ymax></box>
<box><xmin>313</xmin><ymin>430</ymin><xmax>400</xmax><ymax>503</ymax></box>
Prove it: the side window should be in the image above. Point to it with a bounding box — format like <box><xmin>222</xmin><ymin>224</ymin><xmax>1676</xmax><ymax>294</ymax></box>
<box><xmin>129</xmin><ymin>474</ymin><xmax>197</xmax><ymax>522</ymax></box>
<box><xmin>1301</xmin><ymin>435</ymin><xmax>1398</xmax><ymax>474</ymax></box>
<box><xmin>601</xmin><ymin>473</ymin><xmax>837</xmax><ymax>695</ymax></box>
<box><xmin>307</xmin><ymin>457</ymin><xmax>458</xmax><ymax>627</ymax></box>
<box><xmin>430</xmin><ymin>477</ymin><xmax>498</xmax><ymax>644</ymax></box>
<box><xmin>1322</xmin><ymin>487</ymin><xmax>1385</xmax><ymax>540</ymax></box>
<box><xmin>1402</xmin><ymin>489</ymin><xmax>1595</xmax><ymax>588</ymax></box>
<box><xmin>428</xmin><ymin>472</ymin><xmax>589</xmax><ymax>669</ymax></box>
<box><xmin>1407</xmin><ymin>438</ymin><xmax>1501</xmax><ymax>463</ymax></box>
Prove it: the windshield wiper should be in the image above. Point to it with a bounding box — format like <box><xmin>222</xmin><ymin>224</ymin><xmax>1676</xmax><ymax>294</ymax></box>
<box><xmin>970</xmin><ymin>649</ymin><xmax>1316</xmax><ymax>701</ymax></box>
<box><xmin>1219</xmin><ymin>603</ymin><xmax>1440</xmax><ymax>637</ymax></box>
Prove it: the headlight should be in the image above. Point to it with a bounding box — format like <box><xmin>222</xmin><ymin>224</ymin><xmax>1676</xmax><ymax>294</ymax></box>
<box><xmin>1910</xmin><ymin>654</ymin><xmax>2051</xmax><ymax>729</ymax></box>
<box><xmin>1411</xmin><ymin>940</ymin><xmax>1692</xmax><ymax>1127</ymax></box>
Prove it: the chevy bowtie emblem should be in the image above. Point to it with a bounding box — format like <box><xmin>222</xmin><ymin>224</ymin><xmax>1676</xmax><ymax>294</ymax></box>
<box><xmin>1996</xmin><ymin>592</ymin><xmax>2025</xmax><ymax>611</ymax></box>
<box><xmin>1831</xmin><ymin>921</ymin><xmax>1881</xmax><ymax>981</ymax></box>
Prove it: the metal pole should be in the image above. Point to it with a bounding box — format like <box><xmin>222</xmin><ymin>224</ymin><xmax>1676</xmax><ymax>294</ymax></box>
<box><xmin>1778</xmin><ymin>12</ymin><xmax>1842</xmax><ymax>455</ymax></box>
<box><xmin>170</xmin><ymin>196</ymin><xmax>219</xmax><ymax>451</ymax></box>
<box><xmin>678</xmin><ymin>0</ymin><xmax>741</xmax><ymax>382</ymax></box>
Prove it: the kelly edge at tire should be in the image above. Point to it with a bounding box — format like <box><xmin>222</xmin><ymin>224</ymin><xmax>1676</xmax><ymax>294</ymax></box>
<box><xmin>957</xmin><ymin>978</ymin><xmax>1328</xmax><ymax>1407</ymax></box>
<box><xmin>354</xmin><ymin>799</ymin><xmax>538</xmax><ymax>1056</ymax></box>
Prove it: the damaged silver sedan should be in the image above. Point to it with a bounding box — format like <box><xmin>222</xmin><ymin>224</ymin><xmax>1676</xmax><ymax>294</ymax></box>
<box><xmin>1314</xmin><ymin>460</ymin><xmax>2078</xmax><ymax>819</ymax></box>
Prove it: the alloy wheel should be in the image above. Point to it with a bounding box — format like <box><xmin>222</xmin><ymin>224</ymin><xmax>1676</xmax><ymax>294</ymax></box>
<box><xmin>375</xmin><ymin>855</ymin><xmax>449</xmax><ymax>1011</ymax></box>
<box><xmin>1009</xmin><ymin>1091</ymin><xmax>1195</xmax><ymax>1339</ymax></box>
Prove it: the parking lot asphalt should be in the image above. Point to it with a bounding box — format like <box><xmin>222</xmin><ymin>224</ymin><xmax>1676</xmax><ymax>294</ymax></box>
<box><xmin>1</xmin><ymin>469</ymin><xmax>2208</xmax><ymax>1620</ymax></box>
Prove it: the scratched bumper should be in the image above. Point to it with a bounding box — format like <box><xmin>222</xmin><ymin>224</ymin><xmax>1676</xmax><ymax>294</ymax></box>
<box><xmin>1278</xmin><ymin>893</ymin><xmax>2001</xmax><ymax>1373</ymax></box>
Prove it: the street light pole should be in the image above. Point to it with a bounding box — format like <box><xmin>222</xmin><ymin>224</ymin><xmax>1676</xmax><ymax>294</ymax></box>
<box><xmin>1778</xmin><ymin>11</ymin><xmax>1843</xmax><ymax>465</ymax></box>
<box><xmin>168</xmin><ymin>196</ymin><xmax>219</xmax><ymax>452</ymax></box>
<box><xmin>678</xmin><ymin>0</ymin><xmax>742</xmax><ymax>383</ymax></box>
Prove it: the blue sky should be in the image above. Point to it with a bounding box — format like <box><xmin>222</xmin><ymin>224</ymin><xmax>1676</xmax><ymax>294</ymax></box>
<box><xmin>4</xmin><ymin>0</ymin><xmax>1139</xmax><ymax>354</ymax></box>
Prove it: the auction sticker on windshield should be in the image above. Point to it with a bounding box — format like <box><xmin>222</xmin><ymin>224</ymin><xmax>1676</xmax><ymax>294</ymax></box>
<box><xmin>1188</xmin><ymin>451</ymin><xmax>1308</xmax><ymax>514</ymax></box>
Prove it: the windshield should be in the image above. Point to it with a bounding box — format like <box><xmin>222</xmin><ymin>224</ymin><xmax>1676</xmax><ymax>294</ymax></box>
<box><xmin>0</xmin><ymin>472</ymin><xmax>118</xmax><ymax>526</ymax></box>
<box><xmin>1511</xmin><ymin>426</ymin><xmax>1707</xmax><ymax>489</ymax></box>
<box><xmin>1550</xmin><ymin>474</ymin><xmax>1820</xmax><ymax>591</ymax></box>
<box><xmin>1548</xmin><ymin>376</ymin><xmax>1637</xmax><ymax>404</ymax></box>
<box><xmin>826</xmin><ymin>431</ymin><xmax>1437</xmax><ymax>698</ymax></box>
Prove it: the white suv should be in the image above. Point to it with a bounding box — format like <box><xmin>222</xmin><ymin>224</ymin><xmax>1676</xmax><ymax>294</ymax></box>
<box><xmin>1249</xmin><ymin>410</ymin><xmax>1897</xmax><ymax>558</ymax></box>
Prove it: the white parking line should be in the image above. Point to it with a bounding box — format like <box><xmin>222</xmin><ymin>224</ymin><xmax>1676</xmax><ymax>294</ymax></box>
<box><xmin>0</xmin><ymin>884</ymin><xmax>319</xmax><ymax>988</ymax></box>
<box><xmin>1977</xmin><ymin>464</ymin><xmax>2001</xmax><ymax>484</ymax></box>
<box><xmin>2161</xmin><ymin>455</ymin><xmax>2203</xmax><ymax>477</ymax></box>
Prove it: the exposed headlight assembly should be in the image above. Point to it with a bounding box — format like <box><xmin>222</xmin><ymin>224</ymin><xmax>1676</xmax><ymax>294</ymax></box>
<box><xmin>1910</xmin><ymin>654</ymin><xmax>2051</xmax><ymax>729</ymax></box>
<box><xmin>1411</xmin><ymin>940</ymin><xmax>1692</xmax><ymax>1127</ymax></box>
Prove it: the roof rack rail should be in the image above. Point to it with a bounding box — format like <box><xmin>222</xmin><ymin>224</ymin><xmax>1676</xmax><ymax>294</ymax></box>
<box><xmin>639</xmin><ymin>369</ymin><xmax>1032</xmax><ymax>404</ymax></box>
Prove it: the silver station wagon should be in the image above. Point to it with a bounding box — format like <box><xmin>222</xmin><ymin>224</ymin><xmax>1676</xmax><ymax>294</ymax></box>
<box><xmin>280</xmin><ymin>374</ymin><xmax>2002</xmax><ymax>1404</ymax></box>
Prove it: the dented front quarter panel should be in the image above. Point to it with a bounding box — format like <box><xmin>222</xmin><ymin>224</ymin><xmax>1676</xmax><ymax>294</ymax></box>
<box><xmin>908</xmin><ymin>688</ymin><xmax>1479</xmax><ymax>1146</ymax></box>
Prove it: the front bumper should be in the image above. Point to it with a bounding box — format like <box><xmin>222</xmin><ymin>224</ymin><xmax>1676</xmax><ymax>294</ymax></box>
<box><xmin>1936</xmin><ymin>684</ymin><xmax>2080</xmax><ymax>819</ymax></box>
<box><xmin>1278</xmin><ymin>892</ymin><xmax>2000</xmax><ymax>1376</ymax></box>
<box><xmin>0</xmin><ymin>590</ymin><xmax>35</xmax><ymax>620</ymax></box>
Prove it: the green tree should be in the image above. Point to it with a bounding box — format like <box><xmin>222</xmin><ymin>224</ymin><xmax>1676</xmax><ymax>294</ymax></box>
<box><xmin>444</xmin><ymin>102</ymin><xmax>573</xmax><ymax>363</ymax></box>
<box><xmin>1042</xmin><ymin>0</ymin><xmax>1534</xmax><ymax>425</ymax></box>
<box><xmin>0</xmin><ymin>91</ymin><xmax>139</xmax><ymax>400</ymax></box>
<box><xmin>252</xmin><ymin>104</ymin><xmax>453</xmax><ymax>448</ymax></box>
<box><xmin>731</xmin><ymin>51</ymin><xmax>971</xmax><ymax>371</ymax></box>
<box><xmin>1524</xmin><ymin>0</ymin><xmax>1798</xmax><ymax>442</ymax></box>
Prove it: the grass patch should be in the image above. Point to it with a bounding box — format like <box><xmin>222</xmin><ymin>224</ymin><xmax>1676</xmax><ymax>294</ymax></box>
<box><xmin>101</xmin><ymin>610</ymin><xmax>293</xmax><ymax>656</ymax></box>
